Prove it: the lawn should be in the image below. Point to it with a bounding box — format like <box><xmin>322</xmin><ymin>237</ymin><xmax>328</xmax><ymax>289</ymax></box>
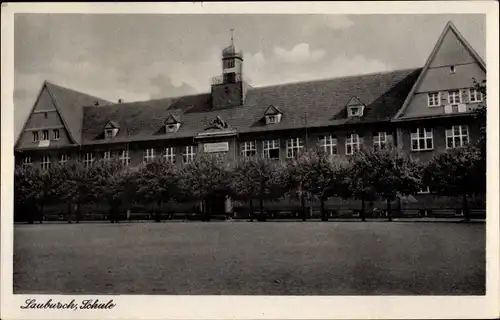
<box><xmin>13</xmin><ymin>221</ymin><xmax>485</xmax><ymax>295</ymax></box>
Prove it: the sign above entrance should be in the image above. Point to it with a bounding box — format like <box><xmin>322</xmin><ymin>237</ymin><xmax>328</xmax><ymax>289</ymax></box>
<box><xmin>38</xmin><ymin>140</ymin><xmax>50</xmax><ymax>148</ymax></box>
<box><xmin>204</xmin><ymin>142</ymin><xmax>229</xmax><ymax>153</ymax></box>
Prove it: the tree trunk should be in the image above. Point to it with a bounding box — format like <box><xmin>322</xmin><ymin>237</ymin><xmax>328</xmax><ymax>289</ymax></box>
<box><xmin>27</xmin><ymin>202</ymin><xmax>34</xmax><ymax>224</ymax></box>
<box><xmin>155</xmin><ymin>201</ymin><xmax>162</xmax><ymax>222</ymax></box>
<box><xmin>39</xmin><ymin>203</ymin><xmax>44</xmax><ymax>224</ymax></box>
<box><xmin>76</xmin><ymin>201</ymin><xmax>81</xmax><ymax>223</ymax></box>
<box><xmin>462</xmin><ymin>194</ymin><xmax>470</xmax><ymax>222</ymax></box>
<box><xmin>387</xmin><ymin>199</ymin><xmax>392</xmax><ymax>222</ymax></box>
<box><xmin>109</xmin><ymin>207</ymin><xmax>114</xmax><ymax>223</ymax></box>
<box><xmin>205</xmin><ymin>199</ymin><xmax>211</xmax><ymax>222</ymax></box>
<box><xmin>320</xmin><ymin>198</ymin><xmax>327</xmax><ymax>221</ymax></box>
<box><xmin>360</xmin><ymin>196</ymin><xmax>366</xmax><ymax>222</ymax></box>
<box><xmin>259</xmin><ymin>198</ymin><xmax>266</xmax><ymax>222</ymax></box>
<box><xmin>249</xmin><ymin>199</ymin><xmax>254</xmax><ymax>222</ymax></box>
<box><xmin>67</xmin><ymin>202</ymin><xmax>72</xmax><ymax>224</ymax></box>
<box><xmin>301</xmin><ymin>193</ymin><xmax>306</xmax><ymax>222</ymax></box>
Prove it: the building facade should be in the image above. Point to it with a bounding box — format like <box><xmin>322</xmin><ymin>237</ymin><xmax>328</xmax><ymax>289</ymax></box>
<box><xmin>15</xmin><ymin>22</ymin><xmax>486</xmax><ymax>181</ymax></box>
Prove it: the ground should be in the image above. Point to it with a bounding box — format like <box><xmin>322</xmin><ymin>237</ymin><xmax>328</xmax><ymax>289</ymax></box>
<box><xmin>14</xmin><ymin>221</ymin><xmax>485</xmax><ymax>295</ymax></box>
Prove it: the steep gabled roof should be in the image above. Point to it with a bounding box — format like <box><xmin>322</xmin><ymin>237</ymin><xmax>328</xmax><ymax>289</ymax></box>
<box><xmin>346</xmin><ymin>96</ymin><xmax>365</xmax><ymax>107</ymax></box>
<box><xmin>45</xmin><ymin>81</ymin><xmax>113</xmax><ymax>144</ymax></box>
<box><xmin>164</xmin><ymin>114</ymin><xmax>181</xmax><ymax>124</ymax></box>
<box><xmin>393</xmin><ymin>21</ymin><xmax>486</xmax><ymax>120</ymax></box>
<box><xmin>81</xmin><ymin>68</ymin><xmax>421</xmax><ymax>145</ymax></box>
<box><xmin>104</xmin><ymin>120</ymin><xmax>120</xmax><ymax>129</ymax></box>
<box><xmin>264</xmin><ymin>105</ymin><xmax>282</xmax><ymax>115</ymax></box>
<box><xmin>15</xmin><ymin>81</ymin><xmax>113</xmax><ymax>148</ymax></box>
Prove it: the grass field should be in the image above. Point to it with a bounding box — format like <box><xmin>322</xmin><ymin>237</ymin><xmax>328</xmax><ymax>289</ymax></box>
<box><xmin>13</xmin><ymin>221</ymin><xmax>485</xmax><ymax>295</ymax></box>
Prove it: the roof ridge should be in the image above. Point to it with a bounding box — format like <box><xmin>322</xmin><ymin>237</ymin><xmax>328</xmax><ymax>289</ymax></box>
<box><xmin>44</xmin><ymin>80</ymin><xmax>114</xmax><ymax>104</ymax></box>
<box><xmin>246</xmin><ymin>67</ymin><xmax>421</xmax><ymax>91</ymax></box>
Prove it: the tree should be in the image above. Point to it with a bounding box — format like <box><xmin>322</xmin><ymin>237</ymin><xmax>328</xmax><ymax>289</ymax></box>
<box><xmin>284</xmin><ymin>148</ymin><xmax>347</xmax><ymax>221</ymax></box>
<box><xmin>344</xmin><ymin>151</ymin><xmax>378</xmax><ymax>222</ymax></box>
<box><xmin>179</xmin><ymin>154</ymin><xmax>231</xmax><ymax>221</ymax></box>
<box><xmin>283</xmin><ymin>150</ymin><xmax>315</xmax><ymax>222</ymax></box>
<box><xmin>424</xmin><ymin>146</ymin><xmax>482</xmax><ymax>221</ymax></box>
<box><xmin>14</xmin><ymin>165</ymin><xmax>42</xmax><ymax>224</ymax></box>
<box><xmin>350</xmin><ymin>147</ymin><xmax>422</xmax><ymax>221</ymax></box>
<box><xmin>136</xmin><ymin>157</ymin><xmax>180</xmax><ymax>222</ymax></box>
<box><xmin>57</xmin><ymin>162</ymin><xmax>95</xmax><ymax>223</ymax></box>
<box><xmin>473</xmin><ymin>77</ymin><xmax>487</xmax><ymax>194</ymax></box>
<box><xmin>231</xmin><ymin>156</ymin><xmax>285</xmax><ymax>221</ymax></box>
<box><xmin>89</xmin><ymin>159</ymin><xmax>137</xmax><ymax>223</ymax></box>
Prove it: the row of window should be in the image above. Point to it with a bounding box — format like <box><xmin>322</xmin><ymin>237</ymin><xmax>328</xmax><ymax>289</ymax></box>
<box><xmin>22</xmin><ymin>126</ymin><xmax>470</xmax><ymax>169</ymax></box>
<box><xmin>410</xmin><ymin>125</ymin><xmax>469</xmax><ymax>151</ymax></box>
<box><xmin>427</xmin><ymin>88</ymin><xmax>483</xmax><ymax>107</ymax></box>
<box><xmin>32</xmin><ymin>129</ymin><xmax>59</xmax><ymax>142</ymax></box>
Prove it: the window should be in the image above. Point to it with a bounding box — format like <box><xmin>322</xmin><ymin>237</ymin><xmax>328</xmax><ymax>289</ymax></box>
<box><xmin>32</xmin><ymin>132</ymin><xmax>39</xmax><ymax>142</ymax></box>
<box><xmin>44</xmin><ymin>112</ymin><xmax>48</xmax><ymax>119</ymax></box>
<box><xmin>83</xmin><ymin>152</ymin><xmax>94</xmax><ymax>167</ymax></box>
<box><xmin>41</xmin><ymin>155</ymin><xmax>51</xmax><ymax>170</ymax></box>
<box><xmin>318</xmin><ymin>135</ymin><xmax>337</xmax><ymax>155</ymax></box>
<box><xmin>105</xmin><ymin>129</ymin><xmax>114</xmax><ymax>138</ymax></box>
<box><xmin>22</xmin><ymin>156</ymin><xmax>32</xmax><ymax>167</ymax></box>
<box><xmin>286</xmin><ymin>137</ymin><xmax>304</xmax><ymax>158</ymax></box>
<box><xmin>267</xmin><ymin>115</ymin><xmax>276</xmax><ymax>124</ymax></box>
<box><xmin>373</xmin><ymin>132</ymin><xmax>388</xmax><ymax>150</ymax></box>
<box><xmin>346</xmin><ymin>133</ymin><xmax>361</xmax><ymax>155</ymax></box>
<box><xmin>418</xmin><ymin>186</ymin><xmax>431</xmax><ymax>194</ymax></box>
<box><xmin>446</xmin><ymin>125</ymin><xmax>469</xmax><ymax>149</ymax></box>
<box><xmin>411</xmin><ymin>128</ymin><xmax>433</xmax><ymax>151</ymax></box>
<box><xmin>103</xmin><ymin>150</ymin><xmax>111</xmax><ymax>161</ymax></box>
<box><xmin>348</xmin><ymin>106</ymin><xmax>363</xmax><ymax>117</ymax></box>
<box><xmin>427</xmin><ymin>92</ymin><xmax>441</xmax><ymax>107</ymax></box>
<box><xmin>166</xmin><ymin>123</ymin><xmax>180</xmax><ymax>133</ymax></box>
<box><xmin>227</xmin><ymin>59</ymin><xmax>235</xmax><ymax>68</ymax></box>
<box><xmin>42</xmin><ymin>130</ymin><xmax>49</xmax><ymax>141</ymax></box>
<box><xmin>241</xmin><ymin>141</ymin><xmax>257</xmax><ymax>157</ymax></box>
<box><xmin>448</xmin><ymin>90</ymin><xmax>461</xmax><ymax>104</ymax></box>
<box><xmin>164</xmin><ymin>147</ymin><xmax>176</xmax><ymax>163</ymax></box>
<box><xmin>143</xmin><ymin>148</ymin><xmax>156</xmax><ymax>163</ymax></box>
<box><xmin>263</xmin><ymin>139</ymin><xmax>280</xmax><ymax>160</ymax></box>
<box><xmin>119</xmin><ymin>149</ymin><xmax>131</xmax><ymax>166</ymax></box>
<box><xmin>469</xmin><ymin>88</ymin><xmax>483</xmax><ymax>103</ymax></box>
<box><xmin>450</xmin><ymin>65</ymin><xmax>456</xmax><ymax>74</ymax></box>
<box><xmin>53</xmin><ymin>129</ymin><xmax>60</xmax><ymax>140</ymax></box>
<box><xmin>183</xmin><ymin>146</ymin><xmax>196</xmax><ymax>163</ymax></box>
<box><xmin>58</xmin><ymin>153</ymin><xmax>68</xmax><ymax>166</ymax></box>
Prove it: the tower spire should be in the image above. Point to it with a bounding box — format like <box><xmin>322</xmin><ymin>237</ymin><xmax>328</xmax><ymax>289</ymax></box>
<box><xmin>230</xmin><ymin>28</ymin><xmax>235</xmax><ymax>47</ymax></box>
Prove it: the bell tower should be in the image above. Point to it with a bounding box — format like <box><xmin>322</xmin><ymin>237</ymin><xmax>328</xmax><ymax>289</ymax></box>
<box><xmin>211</xmin><ymin>29</ymin><xmax>249</xmax><ymax>109</ymax></box>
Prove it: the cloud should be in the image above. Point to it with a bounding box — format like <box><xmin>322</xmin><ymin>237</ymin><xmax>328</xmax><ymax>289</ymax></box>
<box><xmin>273</xmin><ymin>43</ymin><xmax>326</xmax><ymax>64</ymax></box>
<box><xmin>244</xmin><ymin>50</ymin><xmax>391</xmax><ymax>88</ymax></box>
<box><xmin>323</xmin><ymin>15</ymin><xmax>354</xmax><ymax>30</ymax></box>
<box><xmin>149</xmin><ymin>74</ymin><xmax>198</xmax><ymax>99</ymax></box>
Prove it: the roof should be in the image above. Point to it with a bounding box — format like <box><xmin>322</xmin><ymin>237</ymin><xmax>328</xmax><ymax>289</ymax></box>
<box><xmin>81</xmin><ymin>68</ymin><xmax>422</xmax><ymax>145</ymax></box>
<box><xmin>44</xmin><ymin>81</ymin><xmax>114</xmax><ymax>144</ymax></box>
<box><xmin>393</xmin><ymin>21</ymin><xmax>486</xmax><ymax>121</ymax></box>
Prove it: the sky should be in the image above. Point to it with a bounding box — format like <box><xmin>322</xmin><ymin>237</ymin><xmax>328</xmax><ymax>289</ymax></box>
<box><xmin>14</xmin><ymin>14</ymin><xmax>486</xmax><ymax>136</ymax></box>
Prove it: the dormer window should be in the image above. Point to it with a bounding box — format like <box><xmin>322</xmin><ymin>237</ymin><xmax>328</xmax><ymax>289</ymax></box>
<box><xmin>166</xmin><ymin>123</ymin><xmax>181</xmax><ymax>133</ymax></box>
<box><xmin>345</xmin><ymin>96</ymin><xmax>365</xmax><ymax>118</ymax></box>
<box><xmin>104</xmin><ymin>129</ymin><xmax>113</xmax><ymax>138</ymax></box>
<box><xmin>348</xmin><ymin>106</ymin><xmax>364</xmax><ymax>117</ymax></box>
<box><xmin>264</xmin><ymin>105</ymin><xmax>282</xmax><ymax>125</ymax></box>
<box><xmin>450</xmin><ymin>65</ymin><xmax>456</xmax><ymax>74</ymax></box>
<box><xmin>164</xmin><ymin>114</ymin><xmax>181</xmax><ymax>133</ymax></box>
<box><xmin>104</xmin><ymin>120</ymin><xmax>120</xmax><ymax>139</ymax></box>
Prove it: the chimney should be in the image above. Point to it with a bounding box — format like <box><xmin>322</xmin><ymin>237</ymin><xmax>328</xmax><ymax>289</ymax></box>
<box><xmin>94</xmin><ymin>100</ymin><xmax>100</xmax><ymax>107</ymax></box>
<box><xmin>118</xmin><ymin>98</ymin><xmax>123</xmax><ymax>104</ymax></box>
